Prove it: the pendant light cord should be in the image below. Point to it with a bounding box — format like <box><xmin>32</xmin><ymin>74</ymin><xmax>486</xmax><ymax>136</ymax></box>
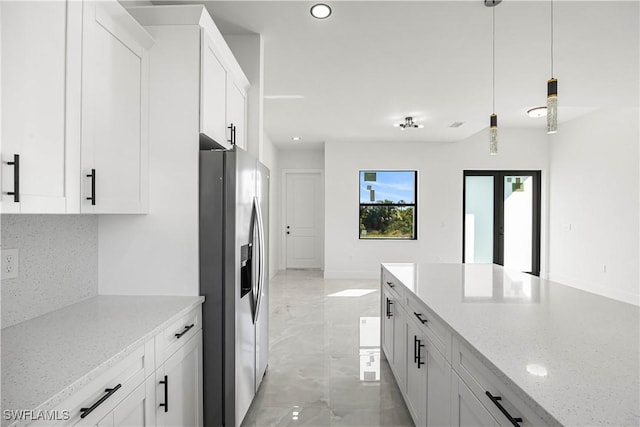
<box><xmin>492</xmin><ymin>5</ymin><xmax>495</xmax><ymax>113</ymax></box>
<box><xmin>550</xmin><ymin>0</ymin><xmax>554</xmax><ymax>76</ymax></box>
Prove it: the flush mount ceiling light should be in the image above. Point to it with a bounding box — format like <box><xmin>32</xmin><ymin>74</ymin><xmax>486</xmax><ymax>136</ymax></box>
<box><xmin>527</xmin><ymin>106</ymin><xmax>547</xmax><ymax>118</ymax></box>
<box><xmin>291</xmin><ymin>136</ymin><xmax>301</xmax><ymax>141</ymax></box>
<box><xmin>310</xmin><ymin>3</ymin><xmax>332</xmax><ymax>19</ymax></box>
<box><xmin>393</xmin><ymin>116</ymin><xmax>424</xmax><ymax>130</ymax></box>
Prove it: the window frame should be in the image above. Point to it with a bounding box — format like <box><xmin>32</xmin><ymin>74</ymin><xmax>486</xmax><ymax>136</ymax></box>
<box><xmin>358</xmin><ymin>170</ymin><xmax>418</xmax><ymax>240</ymax></box>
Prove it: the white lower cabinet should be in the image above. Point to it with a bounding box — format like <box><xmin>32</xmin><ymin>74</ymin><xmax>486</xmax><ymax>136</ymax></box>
<box><xmin>381</xmin><ymin>289</ymin><xmax>394</xmax><ymax>362</ymax></box>
<box><xmin>96</xmin><ymin>377</ymin><xmax>156</xmax><ymax>427</ymax></box>
<box><xmin>21</xmin><ymin>307</ymin><xmax>203</xmax><ymax>427</ymax></box>
<box><xmin>381</xmin><ymin>265</ymin><xmax>546</xmax><ymax>427</ymax></box>
<box><xmin>405</xmin><ymin>319</ymin><xmax>427</xmax><ymax>426</ymax></box>
<box><xmin>405</xmin><ymin>314</ymin><xmax>452</xmax><ymax>427</ymax></box>
<box><xmin>425</xmin><ymin>337</ymin><xmax>452</xmax><ymax>427</ymax></box>
<box><xmin>156</xmin><ymin>330</ymin><xmax>203</xmax><ymax>427</ymax></box>
<box><xmin>391</xmin><ymin>302</ymin><xmax>406</xmax><ymax>390</ymax></box>
<box><xmin>451</xmin><ymin>373</ymin><xmax>499</xmax><ymax>427</ymax></box>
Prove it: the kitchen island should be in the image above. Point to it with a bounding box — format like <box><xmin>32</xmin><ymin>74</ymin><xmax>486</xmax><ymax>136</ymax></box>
<box><xmin>381</xmin><ymin>263</ymin><xmax>639</xmax><ymax>426</ymax></box>
<box><xmin>1</xmin><ymin>295</ymin><xmax>204</xmax><ymax>426</ymax></box>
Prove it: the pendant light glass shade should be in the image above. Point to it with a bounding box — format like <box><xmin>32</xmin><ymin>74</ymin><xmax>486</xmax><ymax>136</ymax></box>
<box><xmin>489</xmin><ymin>114</ymin><xmax>498</xmax><ymax>155</ymax></box>
<box><xmin>547</xmin><ymin>78</ymin><xmax>558</xmax><ymax>134</ymax></box>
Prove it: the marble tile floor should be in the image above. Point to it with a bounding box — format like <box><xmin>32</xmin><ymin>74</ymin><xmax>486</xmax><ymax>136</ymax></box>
<box><xmin>241</xmin><ymin>270</ymin><xmax>414</xmax><ymax>427</ymax></box>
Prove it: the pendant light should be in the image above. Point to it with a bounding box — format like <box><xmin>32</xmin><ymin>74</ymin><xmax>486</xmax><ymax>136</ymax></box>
<box><xmin>487</xmin><ymin>0</ymin><xmax>499</xmax><ymax>155</ymax></box>
<box><xmin>547</xmin><ymin>0</ymin><xmax>558</xmax><ymax>134</ymax></box>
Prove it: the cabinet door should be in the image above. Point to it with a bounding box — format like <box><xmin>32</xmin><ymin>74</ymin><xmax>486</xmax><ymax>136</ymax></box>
<box><xmin>81</xmin><ymin>0</ymin><xmax>151</xmax><ymax>213</ymax></box>
<box><xmin>156</xmin><ymin>330</ymin><xmax>203</xmax><ymax>427</ymax></box>
<box><xmin>406</xmin><ymin>319</ymin><xmax>427</xmax><ymax>426</ymax></box>
<box><xmin>227</xmin><ymin>79</ymin><xmax>246</xmax><ymax>149</ymax></box>
<box><xmin>381</xmin><ymin>290</ymin><xmax>394</xmax><ymax>362</ymax></box>
<box><xmin>1</xmin><ymin>1</ymin><xmax>69</xmax><ymax>213</ymax></box>
<box><xmin>451</xmin><ymin>374</ymin><xmax>499</xmax><ymax>427</ymax></box>
<box><xmin>426</xmin><ymin>340</ymin><xmax>451</xmax><ymax>426</ymax></box>
<box><xmin>96</xmin><ymin>378</ymin><xmax>155</xmax><ymax>427</ymax></box>
<box><xmin>391</xmin><ymin>303</ymin><xmax>406</xmax><ymax>391</ymax></box>
<box><xmin>200</xmin><ymin>31</ymin><xmax>230</xmax><ymax>149</ymax></box>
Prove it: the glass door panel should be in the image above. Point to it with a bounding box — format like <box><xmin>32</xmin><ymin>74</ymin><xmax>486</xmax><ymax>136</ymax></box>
<box><xmin>503</xmin><ymin>176</ymin><xmax>533</xmax><ymax>272</ymax></box>
<box><xmin>463</xmin><ymin>171</ymin><xmax>541</xmax><ymax>276</ymax></box>
<box><xmin>464</xmin><ymin>176</ymin><xmax>494</xmax><ymax>263</ymax></box>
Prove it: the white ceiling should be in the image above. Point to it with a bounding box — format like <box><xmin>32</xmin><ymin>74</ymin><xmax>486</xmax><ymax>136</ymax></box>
<box><xmin>199</xmin><ymin>1</ymin><xmax>638</xmax><ymax>148</ymax></box>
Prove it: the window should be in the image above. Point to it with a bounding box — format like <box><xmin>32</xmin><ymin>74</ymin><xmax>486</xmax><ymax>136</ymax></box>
<box><xmin>359</xmin><ymin>171</ymin><xmax>417</xmax><ymax>240</ymax></box>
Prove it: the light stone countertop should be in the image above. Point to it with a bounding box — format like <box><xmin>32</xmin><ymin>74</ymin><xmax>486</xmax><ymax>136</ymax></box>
<box><xmin>382</xmin><ymin>262</ymin><xmax>640</xmax><ymax>427</ymax></box>
<box><xmin>1</xmin><ymin>295</ymin><xmax>204</xmax><ymax>426</ymax></box>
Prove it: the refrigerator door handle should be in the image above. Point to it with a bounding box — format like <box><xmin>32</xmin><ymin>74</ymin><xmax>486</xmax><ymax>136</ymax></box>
<box><xmin>253</xmin><ymin>196</ymin><xmax>266</xmax><ymax>323</ymax></box>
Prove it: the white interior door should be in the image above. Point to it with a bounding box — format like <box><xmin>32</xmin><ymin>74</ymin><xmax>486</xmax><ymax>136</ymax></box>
<box><xmin>284</xmin><ymin>171</ymin><xmax>323</xmax><ymax>269</ymax></box>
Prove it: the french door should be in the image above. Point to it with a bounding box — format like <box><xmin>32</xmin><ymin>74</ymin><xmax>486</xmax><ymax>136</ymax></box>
<box><xmin>463</xmin><ymin>171</ymin><xmax>541</xmax><ymax>276</ymax></box>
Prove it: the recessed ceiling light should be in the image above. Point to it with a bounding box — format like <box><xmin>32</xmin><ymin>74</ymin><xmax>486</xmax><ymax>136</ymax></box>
<box><xmin>527</xmin><ymin>106</ymin><xmax>547</xmax><ymax>118</ymax></box>
<box><xmin>291</xmin><ymin>137</ymin><xmax>301</xmax><ymax>141</ymax></box>
<box><xmin>449</xmin><ymin>121</ymin><xmax>465</xmax><ymax>128</ymax></box>
<box><xmin>310</xmin><ymin>3</ymin><xmax>332</xmax><ymax>19</ymax></box>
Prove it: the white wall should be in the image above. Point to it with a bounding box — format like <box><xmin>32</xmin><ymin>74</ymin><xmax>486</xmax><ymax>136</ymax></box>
<box><xmin>324</xmin><ymin>129</ymin><xmax>549</xmax><ymax>279</ymax></box>
<box><xmin>261</xmin><ymin>133</ymin><xmax>280</xmax><ymax>279</ymax></box>
<box><xmin>279</xmin><ymin>148</ymin><xmax>325</xmax><ymax>170</ymax></box>
<box><xmin>549</xmin><ymin>107</ymin><xmax>639</xmax><ymax>305</ymax></box>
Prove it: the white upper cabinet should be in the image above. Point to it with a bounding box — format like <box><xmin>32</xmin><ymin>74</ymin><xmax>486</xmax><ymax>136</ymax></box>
<box><xmin>1</xmin><ymin>0</ymin><xmax>153</xmax><ymax>214</ymax></box>
<box><xmin>129</xmin><ymin>5</ymin><xmax>250</xmax><ymax>152</ymax></box>
<box><xmin>1</xmin><ymin>1</ymin><xmax>68</xmax><ymax>213</ymax></box>
<box><xmin>201</xmin><ymin>32</ymin><xmax>229</xmax><ymax>148</ymax></box>
<box><xmin>80</xmin><ymin>1</ymin><xmax>153</xmax><ymax>214</ymax></box>
<box><xmin>227</xmin><ymin>79</ymin><xmax>247</xmax><ymax>150</ymax></box>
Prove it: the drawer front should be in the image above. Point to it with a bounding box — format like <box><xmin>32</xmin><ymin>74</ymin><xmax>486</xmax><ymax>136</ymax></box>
<box><xmin>406</xmin><ymin>294</ymin><xmax>452</xmax><ymax>361</ymax></box>
<box><xmin>454</xmin><ymin>339</ymin><xmax>546</xmax><ymax>427</ymax></box>
<box><xmin>381</xmin><ymin>268</ymin><xmax>403</xmax><ymax>301</ymax></box>
<box><xmin>28</xmin><ymin>341</ymin><xmax>151</xmax><ymax>426</ymax></box>
<box><xmin>155</xmin><ymin>306</ymin><xmax>202</xmax><ymax>367</ymax></box>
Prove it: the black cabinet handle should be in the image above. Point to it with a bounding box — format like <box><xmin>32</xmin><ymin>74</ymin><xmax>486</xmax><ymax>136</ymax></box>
<box><xmin>79</xmin><ymin>384</ymin><xmax>121</xmax><ymax>419</ymax></box>
<box><xmin>485</xmin><ymin>391</ymin><xmax>523</xmax><ymax>426</ymax></box>
<box><xmin>386</xmin><ymin>281</ymin><xmax>395</xmax><ymax>288</ymax></box>
<box><xmin>86</xmin><ymin>169</ymin><xmax>96</xmax><ymax>205</ymax></box>
<box><xmin>7</xmin><ymin>154</ymin><xmax>20</xmax><ymax>202</ymax></box>
<box><xmin>414</xmin><ymin>312</ymin><xmax>427</xmax><ymax>324</ymax></box>
<box><xmin>416</xmin><ymin>338</ymin><xmax>425</xmax><ymax>368</ymax></box>
<box><xmin>228</xmin><ymin>123</ymin><xmax>236</xmax><ymax>145</ymax></box>
<box><xmin>413</xmin><ymin>335</ymin><xmax>418</xmax><ymax>364</ymax></box>
<box><xmin>387</xmin><ymin>300</ymin><xmax>393</xmax><ymax>318</ymax></box>
<box><xmin>175</xmin><ymin>324</ymin><xmax>194</xmax><ymax>339</ymax></box>
<box><xmin>159</xmin><ymin>375</ymin><xmax>168</xmax><ymax>413</ymax></box>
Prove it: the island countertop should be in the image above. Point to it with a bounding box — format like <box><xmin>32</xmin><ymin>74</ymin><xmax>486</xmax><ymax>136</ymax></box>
<box><xmin>1</xmin><ymin>295</ymin><xmax>204</xmax><ymax>426</ymax></box>
<box><xmin>382</xmin><ymin>262</ymin><xmax>639</xmax><ymax>427</ymax></box>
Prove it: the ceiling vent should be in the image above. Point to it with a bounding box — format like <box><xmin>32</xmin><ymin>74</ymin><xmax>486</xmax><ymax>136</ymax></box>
<box><xmin>449</xmin><ymin>121</ymin><xmax>465</xmax><ymax>128</ymax></box>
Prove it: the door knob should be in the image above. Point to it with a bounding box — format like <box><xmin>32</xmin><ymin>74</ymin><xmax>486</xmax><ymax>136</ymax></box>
<box><xmin>286</xmin><ymin>231</ymin><xmax>290</xmax><ymax>235</ymax></box>
<box><xmin>286</xmin><ymin>226</ymin><xmax>290</xmax><ymax>229</ymax></box>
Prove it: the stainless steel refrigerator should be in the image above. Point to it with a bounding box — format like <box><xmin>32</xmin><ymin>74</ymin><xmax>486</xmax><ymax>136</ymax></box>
<box><xmin>199</xmin><ymin>146</ymin><xmax>269</xmax><ymax>427</ymax></box>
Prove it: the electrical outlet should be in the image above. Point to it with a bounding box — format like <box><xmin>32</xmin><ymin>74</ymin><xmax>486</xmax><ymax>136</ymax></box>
<box><xmin>2</xmin><ymin>248</ymin><xmax>19</xmax><ymax>280</ymax></box>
